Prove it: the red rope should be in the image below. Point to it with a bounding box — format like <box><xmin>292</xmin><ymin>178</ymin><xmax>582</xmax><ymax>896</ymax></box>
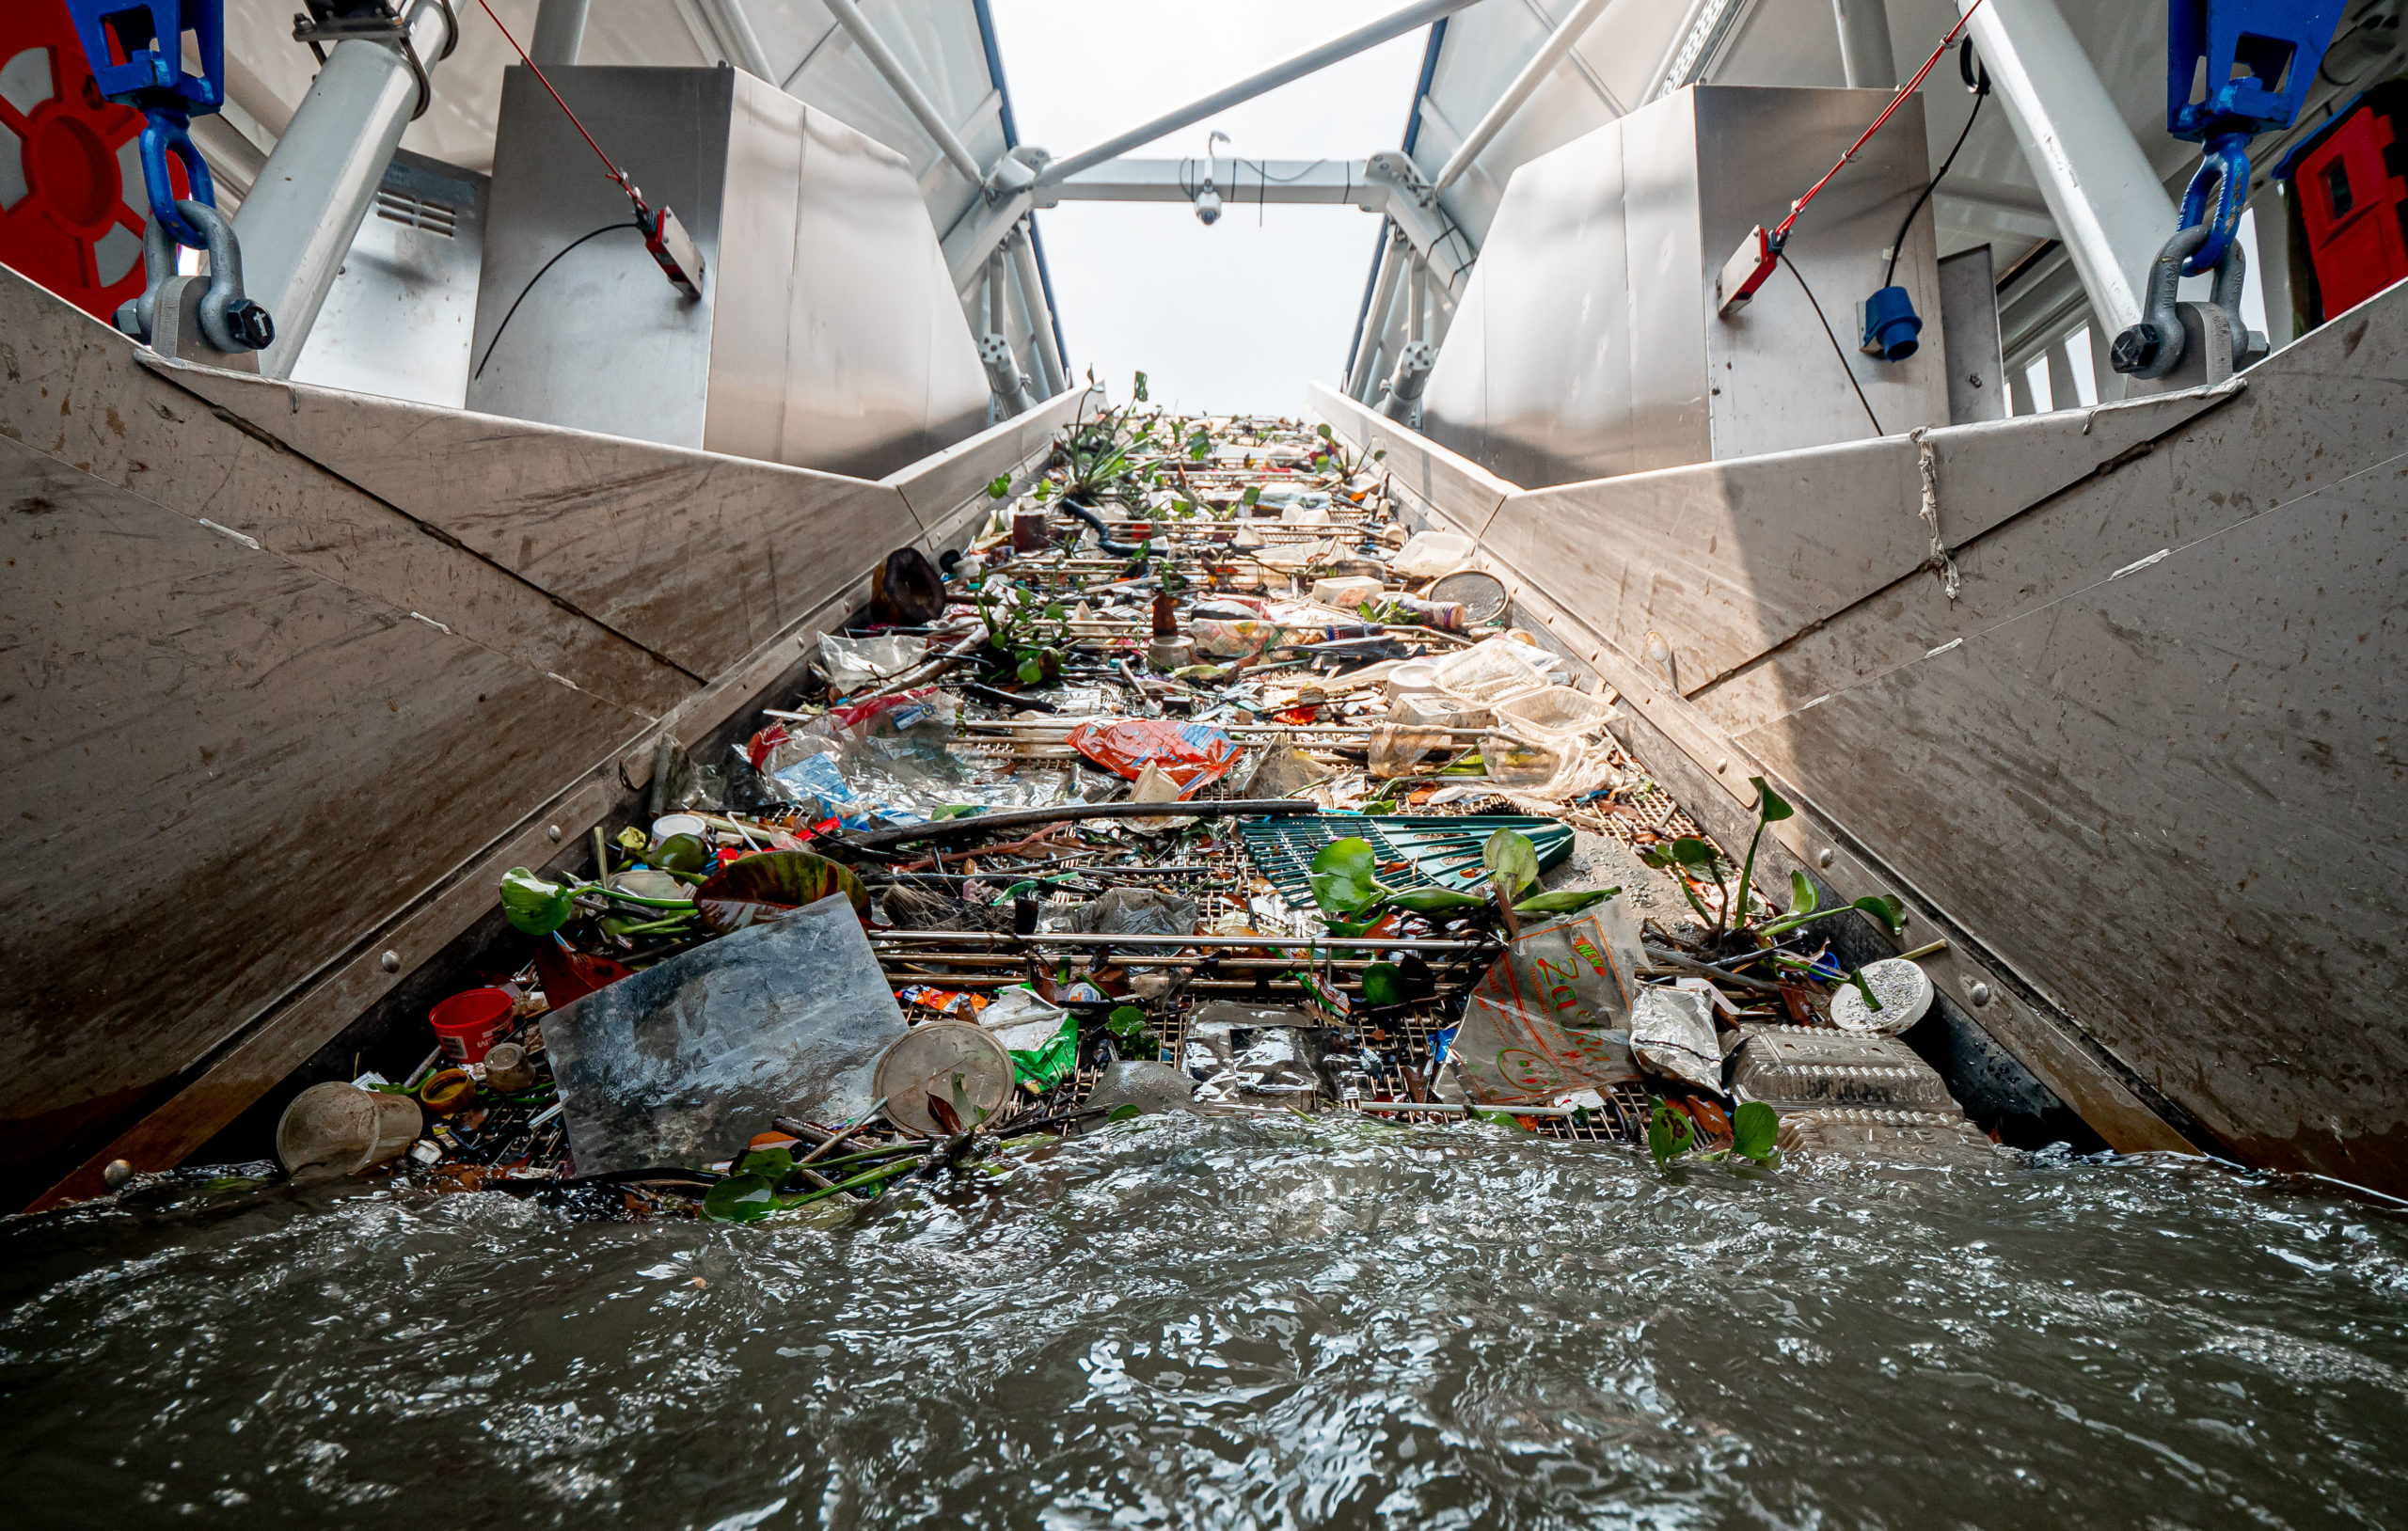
<box><xmin>471</xmin><ymin>0</ymin><xmax>649</xmax><ymax>217</ymax></box>
<box><xmin>1773</xmin><ymin>0</ymin><xmax>1986</xmax><ymax>244</ymax></box>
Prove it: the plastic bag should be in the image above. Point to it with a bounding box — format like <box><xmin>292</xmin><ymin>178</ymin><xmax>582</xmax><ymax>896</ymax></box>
<box><xmin>1432</xmin><ymin>637</ymin><xmax>1551</xmax><ymax>703</ymax></box>
<box><xmin>1066</xmin><ymin>886</ymin><xmax>1197</xmax><ymax>938</ymax></box>
<box><xmin>544</xmin><ymin>894</ymin><xmax>909</xmax><ymax>1175</ymax></box>
<box><xmin>1065</xmin><ymin>719</ymin><xmax>1240</xmax><ymax>794</ymax></box>
<box><xmin>1182</xmin><ymin>1003</ymin><xmax>1337</xmax><ymax>1106</ymax></box>
<box><xmin>980</xmin><ymin>987</ymin><xmax>1078</xmax><ymax>1090</ymax></box>
<box><xmin>1630</xmin><ymin>986</ymin><xmax>1721</xmax><ymax>1092</ymax></box>
<box><xmin>1448</xmin><ymin>907</ymin><xmax>1648</xmax><ymax>1105</ymax></box>
<box><xmin>1370</xmin><ymin>723</ymin><xmax>1451</xmax><ymax>780</ymax></box>
<box><xmin>817</xmin><ymin>633</ymin><xmax>928</xmax><ymax>693</ymax></box>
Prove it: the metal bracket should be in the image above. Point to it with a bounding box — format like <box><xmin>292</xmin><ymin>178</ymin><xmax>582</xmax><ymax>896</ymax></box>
<box><xmin>293</xmin><ymin>0</ymin><xmax>459</xmax><ymax>120</ymax></box>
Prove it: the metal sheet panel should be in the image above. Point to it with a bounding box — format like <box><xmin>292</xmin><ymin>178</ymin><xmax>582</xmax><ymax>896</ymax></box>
<box><xmin>467</xmin><ymin>66</ymin><xmax>986</xmax><ymax>481</ymax></box>
<box><xmin>773</xmin><ymin>104</ymin><xmax>992</xmax><ymax>478</ymax></box>
<box><xmin>1419</xmin><ymin>85</ymin><xmax>1947</xmax><ymax>488</ymax></box>
<box><xmin>1620</xmin><ymin>87</ymin><xmax>1707</xmax><ymax>473</ymax></box>
<box><xmin>1696</xmin><ymin>87</ymin><xmax>1946</xmax><ymax>459</ymax></box>
<box><xmin>467</xmin><ymin>67</ymin><xmax>728</xmax><ymax>450</ymax></box>
<box><xmin>287</xmin><ymin>150</ymin><xmax>487</xmax><ymax>408</ymax></box>
<box><xmin>1939</xmin><ymin>243</ymin><xmax>2006</xmax><ymax>423</ymax></box>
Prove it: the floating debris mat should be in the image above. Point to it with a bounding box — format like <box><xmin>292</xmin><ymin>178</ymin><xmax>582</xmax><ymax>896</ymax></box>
<box><xmin>1238</xmin><ymin>813</ymin><xmax>1575</xmax><ymax>905</ymax></box>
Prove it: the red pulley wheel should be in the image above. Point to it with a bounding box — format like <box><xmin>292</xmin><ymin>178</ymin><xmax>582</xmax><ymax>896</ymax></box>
<box><xmin>0</xmin><ymin>4</ymin><xmax>190</xmax><ymax>323</ymax></box>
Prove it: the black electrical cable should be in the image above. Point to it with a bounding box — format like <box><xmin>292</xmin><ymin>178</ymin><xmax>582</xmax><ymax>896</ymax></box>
<box><xmin>1057</xmin><ymin>496</ymin><xmax>1145</xmax><ymax>554</ymax></box>
<box><xmin>1884</xmin><ymin>41</ymin><xmax>1992</xmax><ymax>289</ymax></box>
<box><xmin>472</xmin><ymin>222</ymin><xmax>642</xmax><ymax>380</ymax></box>
<box><xmin>1782</xmin><ymin>253</ymin><xmax>1885</xmax><ymax>436</ymax></box>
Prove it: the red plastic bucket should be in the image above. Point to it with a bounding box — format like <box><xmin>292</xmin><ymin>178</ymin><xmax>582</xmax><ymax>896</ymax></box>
<box><xmin>429</xmin><ymin>987</ymin><xmax>515</xmax><ymax>1063</ymax></box>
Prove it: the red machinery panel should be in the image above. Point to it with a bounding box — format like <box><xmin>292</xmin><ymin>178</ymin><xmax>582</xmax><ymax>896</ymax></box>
<box><xmin>0</xmin><ymin>4</ymin><xmax>187</xmax><ymax>322</ymax></box>
<box><xmin>2294</xmin><ymin>99</ymin><xmax>2408</xmax><ymax>317</ymax></box>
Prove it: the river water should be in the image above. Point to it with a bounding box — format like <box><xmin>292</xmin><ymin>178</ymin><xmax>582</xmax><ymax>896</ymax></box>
<box><xmin>5</xmin><ymin>1117</ymin><xmax>2405</xmax><ymax>1528</ymax></box>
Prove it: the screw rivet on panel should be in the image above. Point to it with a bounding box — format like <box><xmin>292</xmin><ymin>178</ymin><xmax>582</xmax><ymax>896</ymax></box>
<box><xmin>380</xmin><ymin>951</ymin><xmax>401</xmax><ymax>973</ymax></box>
<box><xmin>1968</xmin><ymin>981</ymin><xmax>1992</xmax><ymax>1006</ymax></box>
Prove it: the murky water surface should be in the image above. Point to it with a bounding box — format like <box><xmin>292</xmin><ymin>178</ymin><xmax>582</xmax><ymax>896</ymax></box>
<box><xmin>6</xmin><ymin>1120</ymin><xmax>2406</xmax><ymax>1528</ymax></box>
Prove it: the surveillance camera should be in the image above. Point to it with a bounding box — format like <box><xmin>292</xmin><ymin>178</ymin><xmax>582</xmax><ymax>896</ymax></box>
<box><xmin>1194</xmin><ymin>186</ymin><xmax>1222</xmax><ymax>227</ymax></box>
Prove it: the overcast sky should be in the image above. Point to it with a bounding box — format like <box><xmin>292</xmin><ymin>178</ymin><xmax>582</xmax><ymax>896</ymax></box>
<box><xmin>986</xmin><ymin>1</ymin><xmax>1429</xmax><ymax>416</ymax></box>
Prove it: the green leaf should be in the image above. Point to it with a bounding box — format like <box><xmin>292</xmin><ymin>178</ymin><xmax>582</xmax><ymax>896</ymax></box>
<box><xmin>1133</xmin><ymin>370</ymin><xmax>1149</xmax><ymax>402</ymax></box>
<box><xmin>1106</xmin><ymin>1103</ymin><xmax>1142</xmax><ymax>1121</ymax></box>
<box><xmin>1017</xmin><ymin>655</ymin><xmax>1045</xmax><ymax>684</ymax></box>
<box><xmin>1186</xmin><ymin>430</ymin><xmax>1211</xmax><ymax>461</ymax></box>
<box><xmin>1513</xmin><ymin>887</ymin><xmax>1620</xmax><ymax>917</ymax></box>
<box><xmin>987</xmin><ymin>474</ymin><xmax>1012</xmax><ymax>499</ymax></box>
<box><xmin>737</xmin><ymin>1145</ymin><xmax>796</xmax><ymax>1180</ymax></box>
<box><xmin>1751</xmin><ymin>775</ymin><xmax>1795</xmax><ymax>824</ymax></box>
<box><xmin>615</xmin><ymin>826</ymin><xmax>649</xmax><ymax>851</ymax></box>
<box><xmin>1361</xmin><ymin>962</ymin><xmax>1408</xmax><ymax>1007</ymax></box>
<box><xmin>1670</xmin><ymin>837</ymin><xmax>1720</xmax><ymax>871</ymax></box>
<box><xmin>1043</xmin><ymin>603</ymin><xmax>1066</xmax><ymax>622</ymax></box>
<box><xmin>1470</xmin><ymin>1107</ymin><xmax>1531</xmax><ymax>1129</ymax></box>
<box><xmin>1786</xmin><ymin>870</ymin><xmax>1820</xmax><ymax>919</ymax></box>
<box><xmin>1241</xmin><ymin>485</ymin><xmax>1260</xmax><ymax>507</ymax></box>
<box><xmin>702</xmin><ymin>1174</ymin><xmax>780</xmax><ymax>1223</ymax></box>
<box><xmin>1637</xmin><ymin>844</ymin><xmax>1676</xmax><ymax>871</ymax></box>
<box><xmin>1481</xmin><ymin>828</ymin><xmax>1541</xmax><ymax>900</ymax></box>
<box><xmin>1647</xmin><ymin>1101</ymin><xmax>1695</xmax><ymax>1165</ymax></box>
<box><xmin>1315</xmin><ymin>422</ymin><xmax>1334</xmax><ymax>440</ymax></box>
<box><xmin>499</xmin><ymin>866</ymin><xmax>577</xmax><ymax>936</ymax></box>
<box><xmin>693</xmin><ymin>849</ymin><xmax>871</xmax><ymax>932</ymax></box>
<box><xmin>1322</xmin><ymin>917</ymin><xmax>1381</xmax><ymax>939</ymax></box>
<box><xmin>1851</xmin><ymin>894</ymin><xmax>1909</xmax><ymax>937</ymax></box>
<box><xmin>1372</xmin><ymin>449</ymin><xmax>1387</xmax><ymax>461</ymax></box>
<box><xmin>652</xmin><ymin>832</ymin><xmax>711</xmax><ymax>875</ymax></box>
<box><xmin>1105</xmin><ymin>1004</ymin><xmax>1153</xmax><ymax>1045</ymax></box>
<box><xmin>1307</xmin><ymin>838</ymin><xmax>1385</xmax><ymax>915</ymax></box>
<box><xmin>1732</xmin><ymin>1101</ymin><xmax>1780</xmax><ymax>1161</ymax></box>
<box><xmin>1385</xmin><ymin>887</ymin><xmax>1491</xmax><ymax>914</ymax></box>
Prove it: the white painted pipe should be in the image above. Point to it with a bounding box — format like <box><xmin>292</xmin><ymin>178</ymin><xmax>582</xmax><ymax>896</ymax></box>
<box><xmin>696</xmin><ymin>0</ymin><xmax>776</xmax><ymax>82</ymax></box>
<box><xmin>1042</xmin><ymin>0</ymin><xmax>1485</xmax><ymax>184</ymax></box>
<box><xmin>234</xmin><ymin>0</ymin><xmax>454</xmax><ymax>379</ymax></box>
<box><xmin>824</xmin><ymin>0</ymin><xmax>984</xmax><ymax>184</ymax></box>
<box><xmin>1957</xmin><ymin>0</ymin><xmax>2177</xmax><ymax>336</ymax></box>
<box><xmin>1831</xmin><ymin>0</ymin><xmax>1897</xmax><ymax>89</ymax></box>
<box><xmin>1347</xmin><ymin>230</ymin><xmax>1406</xmax><ymax>399</ymax></box>
<box><xmin>1433</xmin><ymin>0</ymin><xmax>1612</xmax><ymax>193</ymax></box>
<box><xmin>1009</xmin><ymin>224</ymin><xmax>1067</xmax><ymax>398</ymax></box>
<box><xmin>529</xmin><ymin>0</ymin><xmax>589</xmax><ymax>67</ymax></box>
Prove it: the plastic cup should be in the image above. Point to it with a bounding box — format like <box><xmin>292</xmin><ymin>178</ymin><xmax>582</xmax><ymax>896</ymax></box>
<box><xmin>429</xmin><ymin>987</ymin><xmax>515</xmax><ymax>1063</ymax></box>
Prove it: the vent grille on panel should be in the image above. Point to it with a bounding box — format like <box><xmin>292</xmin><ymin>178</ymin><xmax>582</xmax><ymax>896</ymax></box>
<box><xmin>373</xmin><ymin>188</ymin><xmax>457</xmax><ymax>237</ymax></box>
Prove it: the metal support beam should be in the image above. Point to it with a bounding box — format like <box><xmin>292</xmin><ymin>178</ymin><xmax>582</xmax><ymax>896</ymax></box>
<box><xmin>945</xmin><ymin>188</ymin><xmax>1032</xmax><ymax>292</ymax></box>
<box><xmin>824</xmin><ymin>0</ymin><xmax>983</xmax><ymax>184</ymax></box>
<box><xmin>695</xmin><ymin>0</ymin><xmax>775</xmax><ymax>82</ymax></box>
<box><xmin>1348</xmin><ymin>229</ymin><xmax>1406</xmax><ymax>399</ymax></box>
<box><xmin>1039</xmin><ymin>0</ymin><xmax>1484</xmax><ymax>185</ymax></box>
<box><xmin>1036</xmin><ymin>158</ymin><xmax>1382</xmax><ymax>207</ymax></box>
<box><xmin>234</xmin><ymin>0</ymin><xmax>455</xmax><ymax>379</ymax></box>
<box><xmin>1434</xmin><ymin>0</ymin><xmax>1612</xmax><ymax>194</ymax></box>
<box><xmin>1008</xmin><ymin>225</ymin><xmax>1067</xmax><ymax>398</ymax></box>
<box><xmin>1366</xmin><ymin>150</ymin><xmax>1475</xmax><ymax>292</ymax></box>
<box><xmin>1830</xmin><ymin>0</ymin><xmax>1897</xmax><ymax>89</ymax></box>
<box><xmin>1958</xmin><ymin>0</ymin><xmax>2178</xmax><ymax>337</ymax></box>
<box><xmin>530</xmin><ymin>0</ymin><xmax>591</xmax><ymax>67</ymax></box>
